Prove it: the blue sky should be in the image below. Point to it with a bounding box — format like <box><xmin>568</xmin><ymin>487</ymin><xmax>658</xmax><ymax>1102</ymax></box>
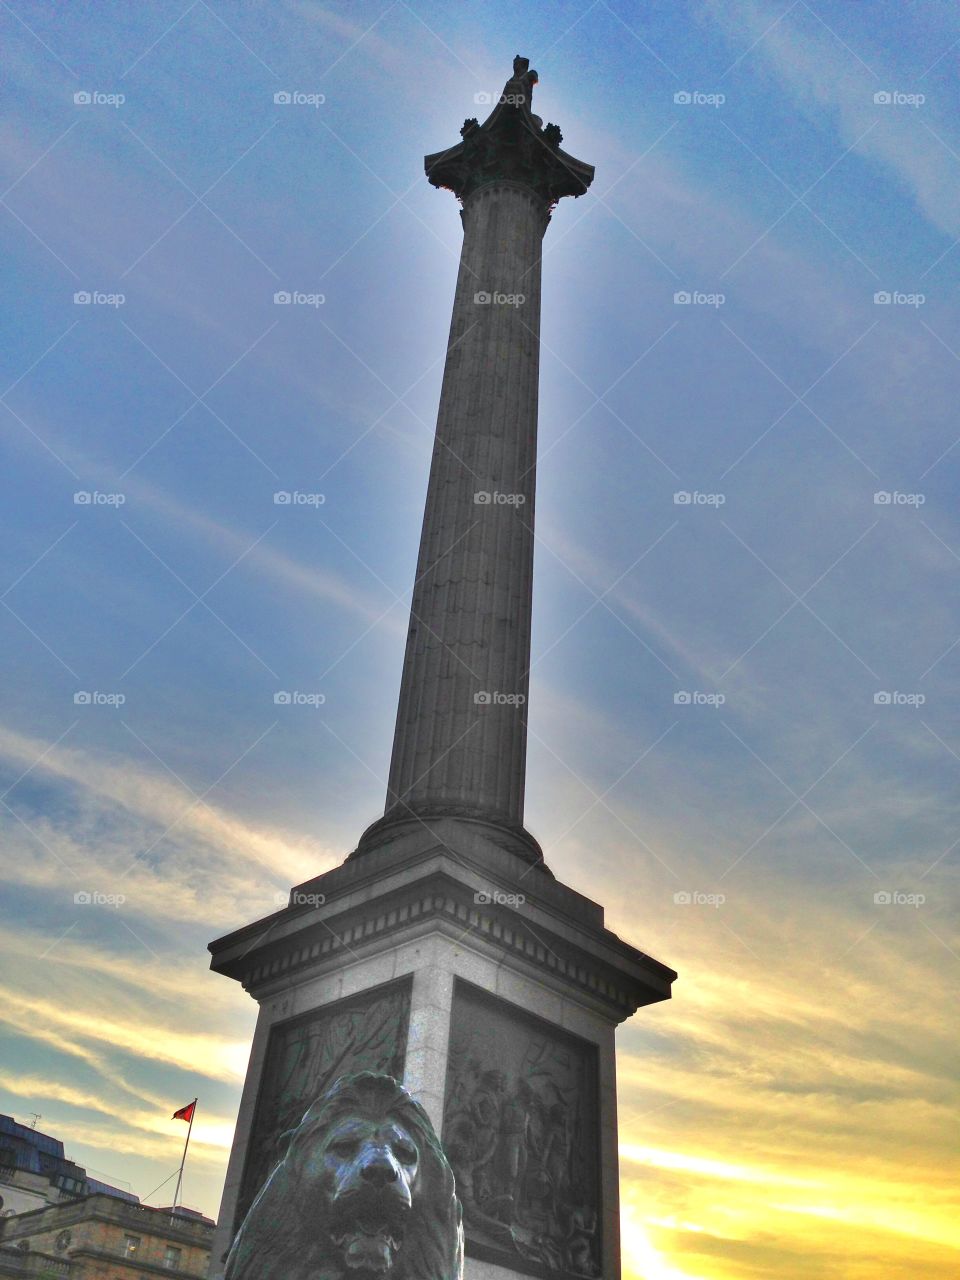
<box><xmin>2</xmin><ymin>3</ymin><xmax>959</xmax><ymax>1277</ymax></box>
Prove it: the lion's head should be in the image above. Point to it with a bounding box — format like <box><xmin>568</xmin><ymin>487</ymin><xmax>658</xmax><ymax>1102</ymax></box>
<box><xmin>224</xmin><ymin>1072</ymin><xmax>463</xmax><ymax>1280</ymax></box>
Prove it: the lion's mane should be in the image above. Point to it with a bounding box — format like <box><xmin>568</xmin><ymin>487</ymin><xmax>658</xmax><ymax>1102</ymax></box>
<box><xmin>224</xmin><ymin>1072</ymin><xmax>463</xmax><ymax>1280</ymax></box>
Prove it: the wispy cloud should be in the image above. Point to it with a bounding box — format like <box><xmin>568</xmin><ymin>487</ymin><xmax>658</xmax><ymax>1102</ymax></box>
<box><xmin>0</xmin><ymin>987</ymin><xmax>248</xmax><ymax>1083</ymax></box>
<box><xmin>0</xmin><ymin>721</ymin><xmax>330</xmax><ymax>887</ymax></box>
<box><xmin>706</xmin><ymin>0</ymin><xmax>960</xmax><ymax>241</ymax></box>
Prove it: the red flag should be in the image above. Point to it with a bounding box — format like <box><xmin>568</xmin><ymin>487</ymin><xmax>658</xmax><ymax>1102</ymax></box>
<box><xmin>172</xmin><ymin>1101</ymin><xmax>196</xmax><ymax>1123</ymax></box>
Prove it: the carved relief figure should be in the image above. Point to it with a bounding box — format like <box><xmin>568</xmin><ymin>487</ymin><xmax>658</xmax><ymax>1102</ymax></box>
<box><xmin>497</xmin><ymin>1078</ymin><xmax>535</xmax><ymax>1215</ymax></box>
<box><xmin>442</xmin><ymin>986</ymin><xmax>601</xmax><ymax>1277</ymax></box>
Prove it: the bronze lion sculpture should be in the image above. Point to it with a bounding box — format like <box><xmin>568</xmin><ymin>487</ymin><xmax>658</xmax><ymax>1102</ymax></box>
<box><xmin>224</xmin><ymin>1072</ymin><xmax>463</xmax><ymax>1280</ymax></box>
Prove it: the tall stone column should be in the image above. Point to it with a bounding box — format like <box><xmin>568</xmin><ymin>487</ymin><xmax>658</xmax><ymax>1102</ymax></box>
<box><xmin>208</xmin><ymin>59</ymin><xmax>677</xmax><ymax>1280</ymax></box>
<box><xmin>358</xmin><ymin>57</ymin><xmax>594</xmax><ymax>865</ymax></box>
<box><xmin>385</xmin><ymin>182</ymin><xmax>544</xmax><ymax>832</ymax></box>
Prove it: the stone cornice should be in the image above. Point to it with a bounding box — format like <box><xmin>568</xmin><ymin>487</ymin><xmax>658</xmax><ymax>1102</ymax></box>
<box><xmin>1</xmin><ymin>1200</ymin><xmax>212</xmax><ymax>1250</ymax></box>
<box><xmin>209</xmin><ymin>867</ymin><xmax>674</xmax><ymax>1021</ymax></box>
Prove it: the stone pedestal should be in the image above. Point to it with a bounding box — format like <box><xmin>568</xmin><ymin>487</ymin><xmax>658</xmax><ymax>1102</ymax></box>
<box><xmin>208</xmin><ymin>824</ymin><xmax>675</xmax><ymax>1280</ymax></box>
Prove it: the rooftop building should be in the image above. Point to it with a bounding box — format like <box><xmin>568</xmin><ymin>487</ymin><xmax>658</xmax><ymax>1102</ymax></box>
<box><xmin>0</xmin><ymin>1118</ymin><xmax>137</xmax><ymax>1222</ymax></box>
<box><xmin>0</xmin><ymin>1194</ymin><xmax>214</xmax><ymax>1280</ymax></box>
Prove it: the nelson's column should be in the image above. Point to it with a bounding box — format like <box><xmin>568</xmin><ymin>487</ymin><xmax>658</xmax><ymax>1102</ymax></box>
<box><xmin>209</xmin><ymin>57</ymin><xmax>676</xmax><ymax>1280</ymax></box>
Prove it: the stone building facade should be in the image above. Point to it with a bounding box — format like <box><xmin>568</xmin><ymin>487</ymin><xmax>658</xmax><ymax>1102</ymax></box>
<box><xmin>0</xmin><ymin>1197</ymin><xmax>213</xmax><ymax>1280</ymax></box>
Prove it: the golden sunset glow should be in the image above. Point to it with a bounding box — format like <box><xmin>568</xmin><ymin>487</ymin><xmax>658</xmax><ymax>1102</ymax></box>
<box><xmin>3</xmin><ymin>4</ymin><xmax>959</xmax><ymax>1278</ymax></box>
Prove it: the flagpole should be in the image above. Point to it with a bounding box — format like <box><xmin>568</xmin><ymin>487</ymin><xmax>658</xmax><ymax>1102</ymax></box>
<box><xmin>172</xmin><ymin>1100</ymin><xmax>197</xmax><ymax>1219</ymax></box>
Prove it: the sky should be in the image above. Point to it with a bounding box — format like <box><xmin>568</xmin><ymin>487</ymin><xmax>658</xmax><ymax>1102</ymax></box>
<box><xmin>1</xmin><ymin>1</ymin><xmax>958</xmax><ymax>1277</ymax></box>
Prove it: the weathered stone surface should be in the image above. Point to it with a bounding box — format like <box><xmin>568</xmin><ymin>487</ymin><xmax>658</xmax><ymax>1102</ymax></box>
<box><xmin>355</xmin><ymin>57</ymin><xmax>594</xmax><ymax>865</ymax></box>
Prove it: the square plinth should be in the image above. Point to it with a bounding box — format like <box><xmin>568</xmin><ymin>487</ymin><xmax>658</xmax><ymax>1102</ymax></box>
<box><xmin>207</xmin><ymin>824</ymin><xmax>675</xmax><ymax>1280</ymax></box>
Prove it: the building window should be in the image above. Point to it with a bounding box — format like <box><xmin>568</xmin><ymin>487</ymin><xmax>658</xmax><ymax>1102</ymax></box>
<box><xmin>124</xmin><ymin>1235</ymin><xmax>141</xmax><ymax>1257</ymax></box>
<box><xmin>163</xmin><ymin>1246</ymin><xmax>181</xmax><ymax>1270</ymax></box>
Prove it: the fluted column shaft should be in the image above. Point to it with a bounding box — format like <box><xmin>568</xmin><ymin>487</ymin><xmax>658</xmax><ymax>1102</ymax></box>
<box><xmin>384</xmin><ymin>181</ymin><xmax>547</xmax><ymax>830</ymax></box>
